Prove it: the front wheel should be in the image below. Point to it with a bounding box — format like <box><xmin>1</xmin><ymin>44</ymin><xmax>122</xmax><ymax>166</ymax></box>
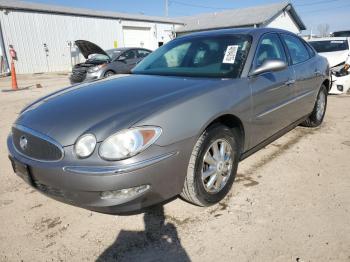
<box><xmin>104</xmin><ymin>71</ymin><xmax>115</xmax><ymax>78</ymax></box>
<box><xmin>181</xmin><ymin>125</ymin><xmax>241</xmax><ymax>206</ymax></box>
<box><xmin>301</xmin><ymin>84</ymin><xmax>327</xmax><ymax>127</ymax></box>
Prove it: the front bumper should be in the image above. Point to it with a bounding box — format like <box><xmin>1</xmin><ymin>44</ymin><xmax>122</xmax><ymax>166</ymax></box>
<box><xmin>69</xmin><ymin>70</ymin><xmax>103</xmax><ymax>84</ymax></box>
<box><xmin>84</xmin><ymin>71</ymin><xmax>104</xmax><ymax>82</ymax></box>
<box><xmin>7</xmin><ymin>135</ymin><xmax>194</xmax><ymax>214</ymax></box>
<box><xmin>329</xmin><ymin>73</ymin><xmax>350</xmax><ymax>94</ymax></box>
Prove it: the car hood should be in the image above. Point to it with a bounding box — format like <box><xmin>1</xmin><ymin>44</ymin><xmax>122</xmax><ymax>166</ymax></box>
<box><xmin>75</xmin><ymin>40</ymin><xmax>109</xmax><ymax>59</ymax></box>
<box><xmin>318</xmin><ymin>50</ymin><xmax>349</xmax><ymax>67</ymax></box>
<box><xmin>15</xmin><ymin>74</ymin><xmax>223</xmax><ymax>146</ymax></box>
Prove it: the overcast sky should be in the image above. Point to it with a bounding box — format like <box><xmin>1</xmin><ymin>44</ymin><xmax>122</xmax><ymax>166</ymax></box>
<box><xmin>28</xmin><ymin>0</ymin><xmax>350</xmax><ymax>33</ymax></box>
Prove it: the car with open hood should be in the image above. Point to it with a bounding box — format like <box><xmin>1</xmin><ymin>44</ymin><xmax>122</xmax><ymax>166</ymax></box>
<box><xmin>309</xmin><ymin>37</ymin><xmax>350</xmax><ymax>94</ymax></box>
<box><xmin>70</xmin><ymin>40</ymin><xmax>151</xmax><ymax>83</ymax></box>
<box><xmin>8</xmin><ymin>28</ymin><xmax>330</xmax><ymax>214</ymax></box>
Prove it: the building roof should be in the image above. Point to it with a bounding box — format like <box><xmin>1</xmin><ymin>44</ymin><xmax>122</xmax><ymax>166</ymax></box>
<box><xmin>0</xmin><ymin>0</ymin><xmax>183</xmax><ymax>24</ymax></box>
<box><xmin>176</xmin><ymin>2</ymin><xmax>306</xmax><ymax>33</ymax></box>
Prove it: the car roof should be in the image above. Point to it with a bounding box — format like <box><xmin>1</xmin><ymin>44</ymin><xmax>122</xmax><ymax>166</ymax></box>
<box><xmin>333</xmin><ymin>30</ymin><xmax>350</xmax><ymax>33</ymax></box>
<box><xmin>177</xmin><ymin>27</ymin><xmax>297</xmax><ymax>39</ymax></box>
<box><xmin>308</xmin><ymin>37</ymin><xmax>349</xmax><ymax>42</ymax></box>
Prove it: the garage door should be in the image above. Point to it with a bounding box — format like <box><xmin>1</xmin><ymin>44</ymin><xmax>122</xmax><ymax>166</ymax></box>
<box><xmin>123</xmin><ymin>26</ymin><xmax>152</xmax><ymax>49</ymax></box>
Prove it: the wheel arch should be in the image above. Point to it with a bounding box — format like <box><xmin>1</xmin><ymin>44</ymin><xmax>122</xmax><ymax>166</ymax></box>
<box><xmin>204</xmin><ymin>114</ymin><xmax>245</xmax><ymax>152</ymax></box>
<box><xmin>322</xmin><ymin>79</ymin><xmax>330</xmax><ymax>93</ymax></box>
<box><xmin>104</xmin><ymin>70</ymin><xmax>116</xmax><ymax>77</ymax></box>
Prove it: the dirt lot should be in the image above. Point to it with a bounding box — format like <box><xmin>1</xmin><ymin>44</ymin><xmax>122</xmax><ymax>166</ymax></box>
<box><xmin>0</xmin><ymin>74</ymin><xmax>349</xmax><ymax>262</ymax></box>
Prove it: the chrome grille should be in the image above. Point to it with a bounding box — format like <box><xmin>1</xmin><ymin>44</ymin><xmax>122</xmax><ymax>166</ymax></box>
<box><xmin>12</xmin><ymin>126</ymin><xmax>64</xmax><ymax>161</ymax></box>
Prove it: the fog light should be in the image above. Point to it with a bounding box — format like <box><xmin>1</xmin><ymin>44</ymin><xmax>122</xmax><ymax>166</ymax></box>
<box><xmin>100</xmin><ymin>185</ymin><xmax>150</xmax><ymax>200</ymax></box>
<box><xmin>337</xmin><ymin>85</ymin><xmax>344</xmax><ymax>92</ymax></box>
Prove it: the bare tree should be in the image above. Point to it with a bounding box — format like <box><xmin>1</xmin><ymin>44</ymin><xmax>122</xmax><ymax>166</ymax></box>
<box><xmin>317</xmin><ymin>24</ymin><xmax>330</xmax><ymax>37</ymax></box>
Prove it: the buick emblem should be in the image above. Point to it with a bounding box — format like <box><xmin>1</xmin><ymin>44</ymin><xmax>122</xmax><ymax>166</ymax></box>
<box><xmin>19</xmin><ymin>135</ymin><xmax>28</xmax><ymax>150</ymax></box>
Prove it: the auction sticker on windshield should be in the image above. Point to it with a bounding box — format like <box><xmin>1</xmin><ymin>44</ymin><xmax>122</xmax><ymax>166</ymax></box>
<box><xmin>223</xmin><ymin>45</ymin><xmax>238</xmax><ymax>64</ymax></box>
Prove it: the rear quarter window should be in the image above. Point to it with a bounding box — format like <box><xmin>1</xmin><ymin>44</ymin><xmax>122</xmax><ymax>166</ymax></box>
<box><xmin>281</xmin><ymin>34</ymin><xmax>310</xmax><ymax>64</ymax></box>
<box><xmin>303</xmin><ymin>40</ymin><xmax>316</xmax><ymax>57</ymax></box>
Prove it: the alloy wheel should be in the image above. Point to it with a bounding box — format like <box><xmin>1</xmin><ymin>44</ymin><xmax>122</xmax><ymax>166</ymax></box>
<box><xmin>316</xmin><ymin>91</ymin><xmax>326</xmax><ymax>121</ymax></box>
<box><xmin>201</xmin><ymin>139</ymin><xmax>233</xmax><ymax>193</ymax></box>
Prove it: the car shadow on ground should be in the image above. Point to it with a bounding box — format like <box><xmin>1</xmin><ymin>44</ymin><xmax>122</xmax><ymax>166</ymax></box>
<box><xmin>96</xmin><ymin>205</ymin><xmax>190</xmax><ymax>262</ymax></box>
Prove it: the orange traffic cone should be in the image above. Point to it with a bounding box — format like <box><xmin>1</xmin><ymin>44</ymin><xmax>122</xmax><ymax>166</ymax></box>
<box><xmin>11</xmin><ymin>60</ymin><xmax>18</xmax><ymax>91</ymax></box>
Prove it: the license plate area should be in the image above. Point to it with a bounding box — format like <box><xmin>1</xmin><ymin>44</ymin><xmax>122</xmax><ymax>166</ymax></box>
<box><xmin>9</xmin><ymin>156</ymin><xmax>33</xmax><ymax>186</ymax></box>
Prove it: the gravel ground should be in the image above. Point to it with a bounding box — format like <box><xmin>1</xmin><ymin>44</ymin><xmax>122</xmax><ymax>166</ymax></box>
<box><xmin>0</xmin><ymin>74</ymin><xmax>349</xmax><ymax>262</ymax></box>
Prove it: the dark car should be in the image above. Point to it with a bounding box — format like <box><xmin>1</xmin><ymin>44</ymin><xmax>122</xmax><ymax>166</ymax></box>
<box><xmin>70</xmin><ymin>40</ymin><xmax>151</xmax><ymax>83</ymax></box>
<box><xmin>331</xmin><ymin>30</ymin><xmax>350</xmax><ymax>37</ymax></box>
<box><xmin>8</xmin><ymin>28</ymin><xmax>330</xmax><ymax>214</ymax></box>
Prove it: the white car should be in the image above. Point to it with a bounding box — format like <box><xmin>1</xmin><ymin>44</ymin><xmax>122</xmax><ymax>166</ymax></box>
<box><xmin>309</xmin><ymin>37</ymin><xmax>350</xmax><ymax>94</ymax></box>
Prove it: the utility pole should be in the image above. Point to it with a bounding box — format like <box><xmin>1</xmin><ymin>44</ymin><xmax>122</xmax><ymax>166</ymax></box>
<box><xmin>165</xmin><ymin>0</ymin><xmax>168</xmax><ymax>17</ymax></box>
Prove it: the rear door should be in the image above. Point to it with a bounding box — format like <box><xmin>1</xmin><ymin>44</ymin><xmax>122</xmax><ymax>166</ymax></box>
<box><xmin>249</xmin><ymin>33</ymin><xmax>296</xmax><ymax>146</ymax></box>
<box><xmin>280</xmin><ymin>34</ymin><xmax>319</xmax><ymax>119</ymax></box>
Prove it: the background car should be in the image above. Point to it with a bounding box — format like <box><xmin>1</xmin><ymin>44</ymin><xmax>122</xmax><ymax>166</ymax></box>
<box><xmin>331</xmin><ymin>30</ymin><xmax>350</xmax><ymax>37</ymax></box>
<box><xmin>69</xmin><ymin>40</ymin><xmax>151</xmax><ymax>83</ymax></box>
<box><xmin>308</xmin><ymin>37</ymin><xmax>350</xmax><ymax>94</ymax></box>
<box><xmin>8</xmin><ymin>28</ymin><xmax>330</xmax><ymax>214</ymax></box>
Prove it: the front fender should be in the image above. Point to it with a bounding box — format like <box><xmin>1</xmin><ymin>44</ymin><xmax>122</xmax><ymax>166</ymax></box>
<box><xmin>135</xmin><ymin>79</ymin><xmax>251</xmax><ymax>149</ymax></box>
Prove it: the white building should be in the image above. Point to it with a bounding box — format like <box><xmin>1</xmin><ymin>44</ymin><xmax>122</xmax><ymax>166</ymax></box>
<box><xmin>0</xmin><ymin>0</ymin><xmax>183</xmax><ymax>74</ymax></box>
<box><xmin>176</xmin><ymin>2</ymin><xmax>306</xmax><ymax>36</ymax></box>
<box><xmin>0</xmin><ymin>1</ymin><xmax>306</xmax><ymax>75</ymax></box>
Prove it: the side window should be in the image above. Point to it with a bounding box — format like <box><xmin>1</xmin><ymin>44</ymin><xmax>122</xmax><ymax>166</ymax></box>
<box><xmin>281</xmin><ymin>34</ymin><xmax>310</xmax><ymax>64</ymax></box>
<box><xmin>123</xmin><ymin>50</ymin><xmax>136</xmax><ymax>60</ymax></box>
<box><xmin>137</xmin><ymin>50</ymin><xmax>151</xmax><ymax>58</ymax></box>
<box><xmin>255</xmin><ymin>33</ymin><xmax>287</xmax><ymax>67</ymax></box>
<box><xmin>303</xmin><ymin>41</ymin><xmax>316</xmax><ymax>57</ymax></box>
<box><xmin>163</xmin><ymin>42</ymin><xmax>191</xmax><ymax>67</ymax></box>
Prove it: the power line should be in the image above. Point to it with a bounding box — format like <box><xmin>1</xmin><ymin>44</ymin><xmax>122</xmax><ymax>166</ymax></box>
<box><xmin>165</xmin><ymin>0</ymin><xmax>169</xmax><ymax>16</ymax></box>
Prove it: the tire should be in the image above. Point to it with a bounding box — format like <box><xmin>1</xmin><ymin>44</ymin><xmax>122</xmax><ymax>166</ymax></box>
<box><xmin>180</xmin><ymin>124</ymin><xmax>241</xmax><ymax>206</ymax></box>
<box><xmin>104</xmin><ymin>71</ymin><xmax>115</xmax><ymax>78</ymax></box>
<box><xmin>301</xmin><ymin>84</ymin><xmax>327</xmax><ymax>128</ymax></box>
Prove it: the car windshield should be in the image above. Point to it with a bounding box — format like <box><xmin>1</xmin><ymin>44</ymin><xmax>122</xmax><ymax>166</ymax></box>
<box><xmin>87</xmin><ymin>53</ymin><xmax>110</xmax><ymax>62</ymax></box>
<box><xmin>132</xmin><ymin>35</ymin><xmax>252</xmax><ymax>78</ymax></box>
<box><xmin>106</xmin><ymin>49</ymin><xmax>122</xmax><ymax>60</ymax></box>
<box><xmin>309</xmin><ymin>40</ymin><xmax>349</xmax><ymax>53</ymax></box>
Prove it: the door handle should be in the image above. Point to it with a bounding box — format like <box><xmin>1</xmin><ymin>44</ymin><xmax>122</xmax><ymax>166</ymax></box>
<box><xmin>285</xmin><ymin>79</ymin><xmax>295</xmax><ymax>86</ymax></box>
<box><xmin>315</xmin><ymin>71</ymin><xmax>321</xmax><ymax>76</ymax></box>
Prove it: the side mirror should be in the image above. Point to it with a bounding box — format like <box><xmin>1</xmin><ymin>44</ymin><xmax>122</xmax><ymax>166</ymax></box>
<box><xmin>249</xmin><ymin>59</ymin><xmax>288</xmax><ymax>76</ymax></box>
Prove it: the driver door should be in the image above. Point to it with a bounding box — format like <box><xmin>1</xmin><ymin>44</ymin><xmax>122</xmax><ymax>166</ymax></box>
<box><xmin>249</xmin><ymin>33</ymin><xmax>296</xmax><ymax>147</ymax></box>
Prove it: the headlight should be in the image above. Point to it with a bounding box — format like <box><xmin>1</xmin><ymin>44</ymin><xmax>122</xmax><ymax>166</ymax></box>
<box><xmin>99</xmin><ymin>127</ymin><xmax>162</xmax><ymax>161</ymax></box>
<box><xmin>75</xmin><ymin>134</ymin><xmax>97</xmax><ymax>158</ymax></box>
<box><xmin>87</xmin><ymin>64</ymin><xmax>106</xmax><ymax>73</ymax></box>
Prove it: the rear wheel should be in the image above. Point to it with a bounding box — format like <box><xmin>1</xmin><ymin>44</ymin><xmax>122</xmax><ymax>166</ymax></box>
<box><xmin>181</xmin><ymin>125</ymin><xmax>241</xmax><ymax>206</ymax></box>
<box><xmin>301</xmin><ymin>84</ymin><xmax>327</xmax><ymax>127</ymax></box>
<box><xmin>104</xmin><ymin>71</ymin><xmax>115</xmax><ymax>78</ymax></box>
